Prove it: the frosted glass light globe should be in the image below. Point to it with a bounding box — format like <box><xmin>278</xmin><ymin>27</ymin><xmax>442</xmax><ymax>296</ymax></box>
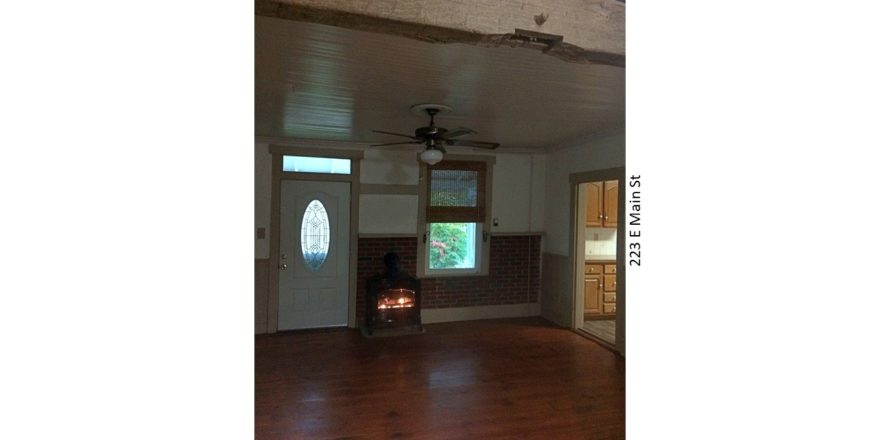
<box><xmin>420</xmin><ymin>149</ymin><xmax>443</xmax><ymax>165</ymax></box>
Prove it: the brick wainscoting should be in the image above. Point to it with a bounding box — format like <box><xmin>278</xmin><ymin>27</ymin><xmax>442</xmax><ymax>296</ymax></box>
<box><xmin>356</xmin><ymin>235</ymin><xmax>541</xmax><ymax>323</ymax></box>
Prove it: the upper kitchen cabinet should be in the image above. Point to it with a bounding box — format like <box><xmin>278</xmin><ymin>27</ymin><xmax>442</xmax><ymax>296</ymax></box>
<box><xmin>585</xmin><ymin>180</ymin><xmax>619</xmax><ymax>228</ymax></box>
<box><xmin>603</xmin><ymin>180</ymin><xmax>618</xmax><ymax>227</ymax></box>
<box><xmin>585</xmin><ymin>181</ymin><xmax>604</xmax><ymax>227</ymax></box>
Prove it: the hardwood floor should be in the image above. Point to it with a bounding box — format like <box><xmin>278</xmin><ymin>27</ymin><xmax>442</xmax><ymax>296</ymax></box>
<box><xmin>255</xmin><ymin>317</ymin><xmax>625</xmax><ymax>439</ymax></box>
<box><xmin>580</xmin><ymin>319</ymin><xmax>616</xmax><ymax>346</ymax></box>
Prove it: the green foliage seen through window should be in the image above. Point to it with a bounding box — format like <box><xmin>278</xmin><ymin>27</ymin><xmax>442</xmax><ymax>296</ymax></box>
<box><xmin>428</xmin><ymin>223</ymin><xmax>472</xmax><ymax>269</ymax></box>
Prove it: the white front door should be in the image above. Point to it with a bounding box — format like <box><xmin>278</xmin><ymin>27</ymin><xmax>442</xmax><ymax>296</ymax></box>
<box><xmin>278</xmin><ymin>180</ymin><xmax>350</xmax><ymax>330</ymax></box>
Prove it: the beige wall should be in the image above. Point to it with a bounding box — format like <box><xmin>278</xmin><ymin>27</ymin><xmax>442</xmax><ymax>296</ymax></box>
<box><xmin>539</xmin><ymin>130</ymin><xmax>625</xmax><ymax>355</ymax></box>
<box><xmin>541</xmin><ymin>253</ymin><xmax>572</xmax><ymax>327</ymax></box>
<box><xmin>255</xmin><ymin>259</ymin><xmax>269</xmax><ymax>334</ymax></box>
<box><xmin>543</xmin><ymin>131</ymin><xmax>625</xmax><ymax>255</ymax></box>
<box><xmin>255</xmin><ymin>143</ymin><xmax>273</xmax><ymax>259</ymax></box>
<box><xmin>360</xmin><ymin>149</ymin><xmax>420</xmax><ymax>185</ymax></box>
<box><xmin>254</xmin><ymin>142</ymin><xmax>547</xmax><ymax>240</ymax></box>
<box><xmin>492</xmin><ymin>153</ymin><xmax>546</xmax><ymax>232</ymax></box>
<box><xmin>358</xmin><ymin>195</ymin><xmax>419</xmax><ymax>234</ymax></box>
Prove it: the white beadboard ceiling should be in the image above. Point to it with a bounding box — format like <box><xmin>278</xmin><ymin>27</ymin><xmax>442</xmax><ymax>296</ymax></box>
<box><xmin>256</xmin><ymin>16</ymin><xmax>625</xmax><ymax>151</ymax></box>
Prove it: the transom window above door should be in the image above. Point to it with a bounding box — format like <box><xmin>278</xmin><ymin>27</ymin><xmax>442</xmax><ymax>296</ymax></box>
<box><xmin>282</xmin><ymin>155</ymin><xmax>351</xmax><ymax>174</ymax></box>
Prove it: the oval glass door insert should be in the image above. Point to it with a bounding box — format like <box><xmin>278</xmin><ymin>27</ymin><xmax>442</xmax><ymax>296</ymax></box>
<box><xmin>301</xmin><ymin>199</ymin><xmax>330</xmax><ymax>271</ymax></box>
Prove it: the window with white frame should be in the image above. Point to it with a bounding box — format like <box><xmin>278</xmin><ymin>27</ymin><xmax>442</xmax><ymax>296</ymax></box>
<box><xmin>423</xmin><ymin>160</ymin><xmax>489</xmax><ymax>275</ymax></box>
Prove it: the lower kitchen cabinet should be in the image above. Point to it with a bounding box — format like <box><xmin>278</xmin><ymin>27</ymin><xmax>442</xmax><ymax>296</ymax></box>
<box><xmin>585</xmin><ymin>261</ymin><xmax>616</xmax><ymax>317</ymax></box>
<box><xmin>584</xmin><ymin>275</ymin><xmax>601</xmax><ymax>314</ymax></box>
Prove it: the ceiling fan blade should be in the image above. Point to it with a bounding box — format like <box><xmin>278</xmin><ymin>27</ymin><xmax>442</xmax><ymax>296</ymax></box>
<box><xmin>370</xmin><ymin>141</ymin><xmax>422</xmax><ymax>147</ymax></box>
<box><xmin>372</xmin><ymin>129</ymin><xmax>419</xmax><ymax>140</ymax></box>
<box><xmin>447</xmin><ymin>139</ymin><xmax>500</xmax><ymax>150</ymax></box>
<box><xmin>443</xmin><ymin>127</ymin><xmax>477</xmax><ymax>139</ymax></box>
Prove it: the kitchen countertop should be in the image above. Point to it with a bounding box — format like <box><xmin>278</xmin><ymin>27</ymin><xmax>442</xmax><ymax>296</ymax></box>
<box><xmin>585</xmin><ymin>255</ymin><xmax>616</xmax><ymax>262</ymax></box>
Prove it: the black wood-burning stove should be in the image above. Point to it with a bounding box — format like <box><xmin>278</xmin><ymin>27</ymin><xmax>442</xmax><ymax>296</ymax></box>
<box><xmin>365</xmin><ymin>252</ymin><xmax>422</xmax><ymax>335</ymax></box>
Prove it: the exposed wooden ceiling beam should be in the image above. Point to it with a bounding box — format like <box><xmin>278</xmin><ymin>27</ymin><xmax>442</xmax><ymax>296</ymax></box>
<box><xmin>255</xmin><ymin>0</ymin><xmax>625</xmax><ymax>67</ymax></box>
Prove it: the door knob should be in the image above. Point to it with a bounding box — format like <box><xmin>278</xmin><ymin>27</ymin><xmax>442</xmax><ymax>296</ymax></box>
<box><xmin>279</xmin><ymin>263</ymin><xmax>288</xmax><ymax>270</ymax></box>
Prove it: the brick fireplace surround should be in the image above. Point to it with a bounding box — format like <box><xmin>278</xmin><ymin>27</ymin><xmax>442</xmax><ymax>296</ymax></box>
<box><xmin>356</xmin><ymin>235</ymin><xmax>541</xmax><ymax>324</ymax></box>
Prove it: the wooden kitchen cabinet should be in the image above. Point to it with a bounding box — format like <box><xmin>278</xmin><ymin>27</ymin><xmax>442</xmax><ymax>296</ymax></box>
<box><xmin>585</xmin><ymin>181</ymin><xmax>603</xmax><ymax>227</ymax></box>
<box><xmin>585</xmin><ymin>261</ymin><xmax>617</xmax><ymax>317</ymax></box>
<box><xmin>603</xmin><ymin>180</ymin><xmax>618</xmax><ymax>227</ymax></box>
<box><xmin>604</xmin><ymin>275</ymin><xmax>616</xmax><ymax>292</ymax></box>
<box><xmin>584</xmin><ymin>276</ymin><xmax>601</xmax><ymax>314</ymax></box>
<box><xmin>585</xmin><ymin>180</ymin><xmax>618</xmax><ymax>228</ymax></box>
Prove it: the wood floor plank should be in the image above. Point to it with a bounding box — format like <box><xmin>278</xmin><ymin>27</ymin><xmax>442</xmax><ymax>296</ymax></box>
<box><xmin>580</xmin><ymin>319</ymin><xmax>616</xmax><ymax>345</ymax></box>
<box><xmin>256</xmin><ymin>317</ymin><xmax>625</xmax><ymax>439</ymax></box>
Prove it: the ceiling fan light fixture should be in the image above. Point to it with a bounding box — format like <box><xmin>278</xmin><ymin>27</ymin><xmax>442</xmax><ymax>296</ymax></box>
<box><xmin>370</xmin><ymin>103</ymin><xmax>499</xmax><ymax>159</ymax></box>
<box><xmin>420</xmin><ymin>148</ymin><xmax>443</xmax><ymax>165</ymax></box>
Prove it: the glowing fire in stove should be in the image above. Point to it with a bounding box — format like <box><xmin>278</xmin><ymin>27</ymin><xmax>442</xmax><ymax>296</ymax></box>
<box><xmin>377</xmin><ymin>288</ymin><xmax>415</xmax><ymax>309</ymax></box>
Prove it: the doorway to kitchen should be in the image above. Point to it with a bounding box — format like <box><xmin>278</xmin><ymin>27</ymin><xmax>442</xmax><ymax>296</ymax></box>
<box><xmin>571</xmin><ymin>168</ymin><xmax>625</xmax><ymax>349</ymax></box>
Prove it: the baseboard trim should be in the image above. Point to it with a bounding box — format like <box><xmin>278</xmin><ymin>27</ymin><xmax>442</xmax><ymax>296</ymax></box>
<box><xmin>422</xmin><ymin>303</ymin><xmax>540</xmax><ymax>324</ymax></box>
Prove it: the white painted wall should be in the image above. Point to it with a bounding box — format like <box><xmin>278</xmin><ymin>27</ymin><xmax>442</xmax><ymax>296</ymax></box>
<box><xmin>358</xmin><ymin>194</ymin><xmax>419</xmax><ymax>234</ymax></box>
<box><xmin>543</xmin><ymin>131</ymin><xmax>625</xmax><ymax>255</ymax></box>
<box><xmin>491</xmin><ymin>153</ymin><xmax>546</xmax><ymax>233</ymax></box>
<box><xmin>358</xmin><ymin>150</ymin><xmax>546</xmax><ymax>234</ymax></box>
<box><xmin>540</xmin><ymin>130</ymin><xmax>625</xmax><ymax>355</ymax></box>
<box><xmin>529</xmin><ymin>154</ymin><xmax>546</xmax><ymax>232</ymax></box>
<box><xmin>254</xmin><ymin>143</ymin><xmax>547</xmax><ymax>242</ymax></box>
<box><xmin>255</xmin><ymin>143</ymin><xmax>272</xmax><ymax>258</ymax></box>
<box><xmin>360</xmin><ymin>149</ymin><xmax>420</xmax><ymax>185</ymax></box>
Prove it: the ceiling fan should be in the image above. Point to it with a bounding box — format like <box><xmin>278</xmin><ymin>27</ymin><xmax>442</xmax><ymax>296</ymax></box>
<box><xmin>370</xmin><ymin>104</ymin><xmax>500</xmax><ymax>165</ymax></box>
